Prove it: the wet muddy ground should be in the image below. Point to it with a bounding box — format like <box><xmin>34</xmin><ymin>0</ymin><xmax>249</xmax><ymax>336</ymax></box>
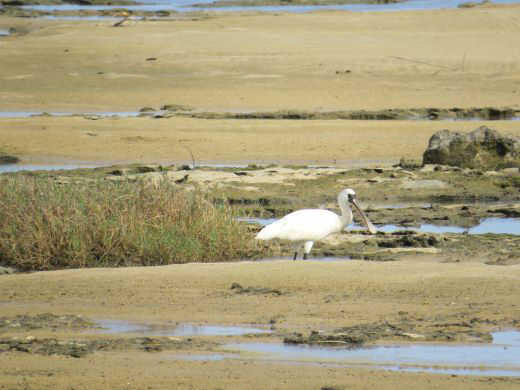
<box><xmin>1</xmin><ymin>160</ymin><xmax>519</xmax><ymax>390</ymax></box>
<box><xmin>2</xmin><ymin>162</ymin><xmax>520</xmax><ymax>264</ymax></box>
<box><xmin>1</xmin><ymin>251</ymin><xmax>520</xmax><ymax>388</ymax></box>
<box><xmin>1</xmin><ymin>4</ymin><xmax>520</xmax><ymax>388</ymax></box>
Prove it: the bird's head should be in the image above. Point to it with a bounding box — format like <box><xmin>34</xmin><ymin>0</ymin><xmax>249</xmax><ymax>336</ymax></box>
<box><xmin>340</xmin><ymin>188</ymin><xmax>357</xmax><ymax>203</ymax></box>
<box><xmin>340</xmin><ymin>188</ymin><xmax>377</xmax><ymax>234</ymax></box>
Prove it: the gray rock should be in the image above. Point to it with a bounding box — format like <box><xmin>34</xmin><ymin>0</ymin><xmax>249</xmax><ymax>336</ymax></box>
<box><xmin>423</xmin><ymin>126</ymin><xmax>520</xmax><ymax>169</ymax></box>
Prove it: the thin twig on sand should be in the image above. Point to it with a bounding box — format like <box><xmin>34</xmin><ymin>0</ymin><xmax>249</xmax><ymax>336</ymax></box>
<box><xmin>182</xmin><ymin>145</ymin><xmax>196</xmax><ymax>169</ymax></box>
<box><xmin>388</xmin><ymin>55</ymin><xmax>456</xmax><ymax>71</ymax></box>
<box><xmin>113</xmin><ymin>15</ymin><xmax>129</xmax><ymax>28</ymax></box>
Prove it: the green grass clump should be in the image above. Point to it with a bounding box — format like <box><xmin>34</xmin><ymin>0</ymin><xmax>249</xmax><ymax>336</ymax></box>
<box><xmin>0</xmin><ymin>176</ymin><xmax>264</xmax><ymax>271</ymax></box>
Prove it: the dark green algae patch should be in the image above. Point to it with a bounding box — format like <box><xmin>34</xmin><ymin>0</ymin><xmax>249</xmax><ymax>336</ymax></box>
<box><xmin>0</xmin><ymin>335</ymin><xmax>215</xmax><ymax>358</ymax></box>
<box><xmin>0</xmin><ymin>153</ymin><xmax>19</xmax><ymax>165</ymax></box>
<box><xmin>0</xmin><ymin>314</ymin><xmax>95</xmax><ymax>333</ymax></box>
<box><xmin>284</xmin><ymin>320</ymin><xmax>495</xmax><ymax>346</ymax></box>
<box><xmin>2</xmin><ymin>162</ymin><xmax>520</xmax><ymax>267</ymax></box>
<box><xmin>0</xmin><ymin>314</ymin><xmax>216</xmax><ymax>358</ymax></box>
<box><xmin>178</xmin><ymin>107</ymin><xmax>517</xmax><ymax>121</ymax></box>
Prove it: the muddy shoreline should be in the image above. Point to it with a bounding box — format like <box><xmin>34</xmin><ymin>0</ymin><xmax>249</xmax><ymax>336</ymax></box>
<box><xmin>2</xmin><ymin>162</ymin><xmax>519</xmax><ymax>266</ymax></box>
<box><xmin>1</xmin><ymin>5</ymin><xmax>520</xmax><ymax>388</ymax></box>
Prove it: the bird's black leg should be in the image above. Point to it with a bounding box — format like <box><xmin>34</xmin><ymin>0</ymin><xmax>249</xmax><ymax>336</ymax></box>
<box><xmin>303</xmin><ymin>253</ymin><xmax>308</xmax><ymax>260</ymax></box>
<box><xmin>293</xmin><ymin>252</ymin><xmax>298</xmax><ymax>260</ymax></box>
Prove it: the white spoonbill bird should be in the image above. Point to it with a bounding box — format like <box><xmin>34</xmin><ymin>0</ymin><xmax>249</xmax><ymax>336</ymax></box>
<box><xmin>255</xmin><ymin>189</ymin><xmax>377</xmax><ymax>260</ymax></box>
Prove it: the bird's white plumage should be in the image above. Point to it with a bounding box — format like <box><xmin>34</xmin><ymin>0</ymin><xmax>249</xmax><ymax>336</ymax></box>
<box><xmin>255</xmin><ymin>188</ymin><xmax>376</xmax><ymax>259</ymax></box>
<box><xmin>255</xmin><ymin>209</ymin><xmax>343</xmax><ymax>242</ymax></box>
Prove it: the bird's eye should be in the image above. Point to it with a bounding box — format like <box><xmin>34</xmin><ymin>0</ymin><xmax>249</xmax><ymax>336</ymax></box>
<box><xmin>348</xmin><ymin>194</ymin><xmax>354</xmax><ymax>201</ymax></box>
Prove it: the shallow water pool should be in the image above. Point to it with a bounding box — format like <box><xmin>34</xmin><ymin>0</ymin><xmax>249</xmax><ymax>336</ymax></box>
<box><xmin>94</xmin><ymin>319</ymin><xmax>272</xmax><ymax>337</ymax></box>
<box><xmin>219</xmin><ymin>331</ymin><xmax>520</xmax><ymax>376</ymax></box>
<box><xmin>13</xmin><ymin>0</ymin><xmax>520</xmax><ymax>15</ymax></box>
<box><xmin>0</xmin><ymin>163</ymin><xmax>107</xmax><ymax>173</ymax></box>
<box><xmin>244</xmin><ymin>217</ymin><xmax>520</xmax><ymax>235</ymax></box>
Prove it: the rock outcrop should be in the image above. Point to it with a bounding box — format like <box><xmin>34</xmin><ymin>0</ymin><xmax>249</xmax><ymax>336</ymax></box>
<box><xmin>423</xmin><ymin>126</ymin><xmax>520</xmax><ymax>169</ymax></box>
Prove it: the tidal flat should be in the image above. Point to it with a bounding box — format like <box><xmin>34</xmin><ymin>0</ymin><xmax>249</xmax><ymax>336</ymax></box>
<box><xmin>1</xmin><ymin>4</ymin><xmax>520</xmax><ymax>389</ymax></box>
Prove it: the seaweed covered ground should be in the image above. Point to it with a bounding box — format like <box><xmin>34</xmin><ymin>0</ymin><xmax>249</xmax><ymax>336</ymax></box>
<box><xmin>5</xmin><ymin>161</ymin><xmax>520</xmax><ymax>263</ymax></box>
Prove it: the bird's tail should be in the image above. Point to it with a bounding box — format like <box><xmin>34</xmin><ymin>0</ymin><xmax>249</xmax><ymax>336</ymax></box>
<box><xmin>255</xmin><ymin>223</ymin><xmax>278</xmax><ymax>240</ymax></box>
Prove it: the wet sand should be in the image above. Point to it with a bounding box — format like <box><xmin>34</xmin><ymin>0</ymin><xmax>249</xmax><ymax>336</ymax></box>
<box><xmin>1</xmin><ymin>260</ymin><xmax>520</xmax><ymax>388</ymax></box>
<box><xmin>1</xmin><ymin>6</ymin><xmax>520</xmax><ymax>112</ymax></box>
<box><xmin>1</xmin><ymin>117</ymin><xmax>520</xmax><ymax>165</ymax></box>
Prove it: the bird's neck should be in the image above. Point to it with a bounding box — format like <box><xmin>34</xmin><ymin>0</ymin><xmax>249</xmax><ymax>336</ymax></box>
<box><xmin>338</xmin><ymin>194</ymin><xmax>353</xmax><ymax>228</ymax></box>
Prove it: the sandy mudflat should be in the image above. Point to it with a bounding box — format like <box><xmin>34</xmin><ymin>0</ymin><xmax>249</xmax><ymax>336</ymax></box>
<box><xmin>1</xmin><ymin>117</ymin><xmax>520</xmax><ymax>165</ymax></box>
<box><xmin>1</xmin><ymin>260</ymin><xmax>520</xmax><ymax>389</ymax></box>
<box><xmin>1</xmin><ymin>5</ymin><xmax>520</xmax><ymax>165</ymax></box>
<box><xmin>1</xmin><ymin>4</ymin><xmax>520</xmax><ymax>389</ymax></box>
<box><xmin>0</xmin><ymin>6</ymin><xmax>520</xmax><ymax>112</ymax></box>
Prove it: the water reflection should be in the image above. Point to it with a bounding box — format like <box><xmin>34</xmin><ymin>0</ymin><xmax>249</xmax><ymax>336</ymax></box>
<box><xmin>0</xmin><ymin>111</ymin><xmax>141</xmax><ymax>118</ymax></box>
<box><xmin>0</xmin><ymin>163</ymin><xmax>106</xmax><ymax>174</ymax></box>
<box><xmin>242</xmin><ymin>217</ymin><xmax>520</xmax><ymax>235</ymax></box>
<box><xmin>221</xmin><ymin>331</ymin><xmax>520</xmax><ymax>377</ymax></box>
<box><xmin>94</xmin><ymin>319</ymin><xmax>272</xmax><ymax>336</ymax></box>
<box><xmin>13</xmin><ymin>0</ymin><xmax>520</xmax><ymax>15</ymax></box>
<box><xmin>369</xmin><ymin>218</ymin><xmax>520</xmax><ymax>235</ymax></box>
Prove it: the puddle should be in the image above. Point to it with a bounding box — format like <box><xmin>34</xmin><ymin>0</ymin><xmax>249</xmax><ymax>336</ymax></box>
<box><xmin>449</xmin><ymin>116</ymin><xmax>520</xmax><ymax>122</ymax></box>
<box><xmin>0</xmin><ymin>162</ymin><xmax>255</xmax><ymax>174</ymax></box>
<box><xmin>173</xmin><ymin>353</ymin><xmax>241</xmax><ymax>361</ymax></box>
<box><xmin>243</xmin><ymin>217</ymin><xmax>520</xmax><ymax>235</ymax></box>
<box><xmin>0</xmin><ymin>163</ymin><xmax>107</xmax><ymax>174</ymax></box>
<box><xmin>369</xmin><ymin>218</ymin><xmax>520</xmax><ymax>235</ymax></box>
<box><xmin>0</xmin><ymin>29</ymin><xmax>10</xmax><ymax>36</ymax></box>
<box><xmin>94</xmin><ymin>319</ymin><xmax>271</xmax><ymax>337</ymax></box>
<box><xmin>237</xmin><ymin>217</ymin><xmax>278</xmax><ymax>227</ymax></box>
<box><xmin>41</xmin><ymin>16</ymin><xmax>120</xmax><ymax>21</ymax></box>
<box><xmin>13</xmin><ymin>0</ymin><xmax>520</xmax><ymax>15</ymax></box>
<box><xmin>221</xmin><ymin>331</ymin><xmax>520</xmax><ymax>377</ymax></box>
<box><xmin>0</xmin><ymin>111</ymin><xmax>141</xmax><ymax>118</ymax></box>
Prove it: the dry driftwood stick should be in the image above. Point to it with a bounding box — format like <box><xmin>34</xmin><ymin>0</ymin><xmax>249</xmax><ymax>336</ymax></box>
<box><xmin>113</xmin><ymin>15</ymin><xmax>129</xmax><ymax>28</ymax></box>
<box><xmin>388</xmin><ymin>55</ymin><xmax>456</xmax><ymax>71</ymax></box>
<box><xmin>182</xmin><ymin>145</ymin><xmax>196</xmax><ymax>169</ymax></box>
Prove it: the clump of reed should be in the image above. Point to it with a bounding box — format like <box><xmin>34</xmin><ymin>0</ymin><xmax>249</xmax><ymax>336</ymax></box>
<box><xmin>0</xmin><ymin>176</ymin><xmax>265</xmax><ymax>271</ymax></box>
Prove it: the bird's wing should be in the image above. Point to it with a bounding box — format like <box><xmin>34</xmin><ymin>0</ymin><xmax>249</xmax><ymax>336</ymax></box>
<box><xmin>255</xmin><ymin>209</ymin><xmax>341</xmax><ymax>241</ymax></box>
